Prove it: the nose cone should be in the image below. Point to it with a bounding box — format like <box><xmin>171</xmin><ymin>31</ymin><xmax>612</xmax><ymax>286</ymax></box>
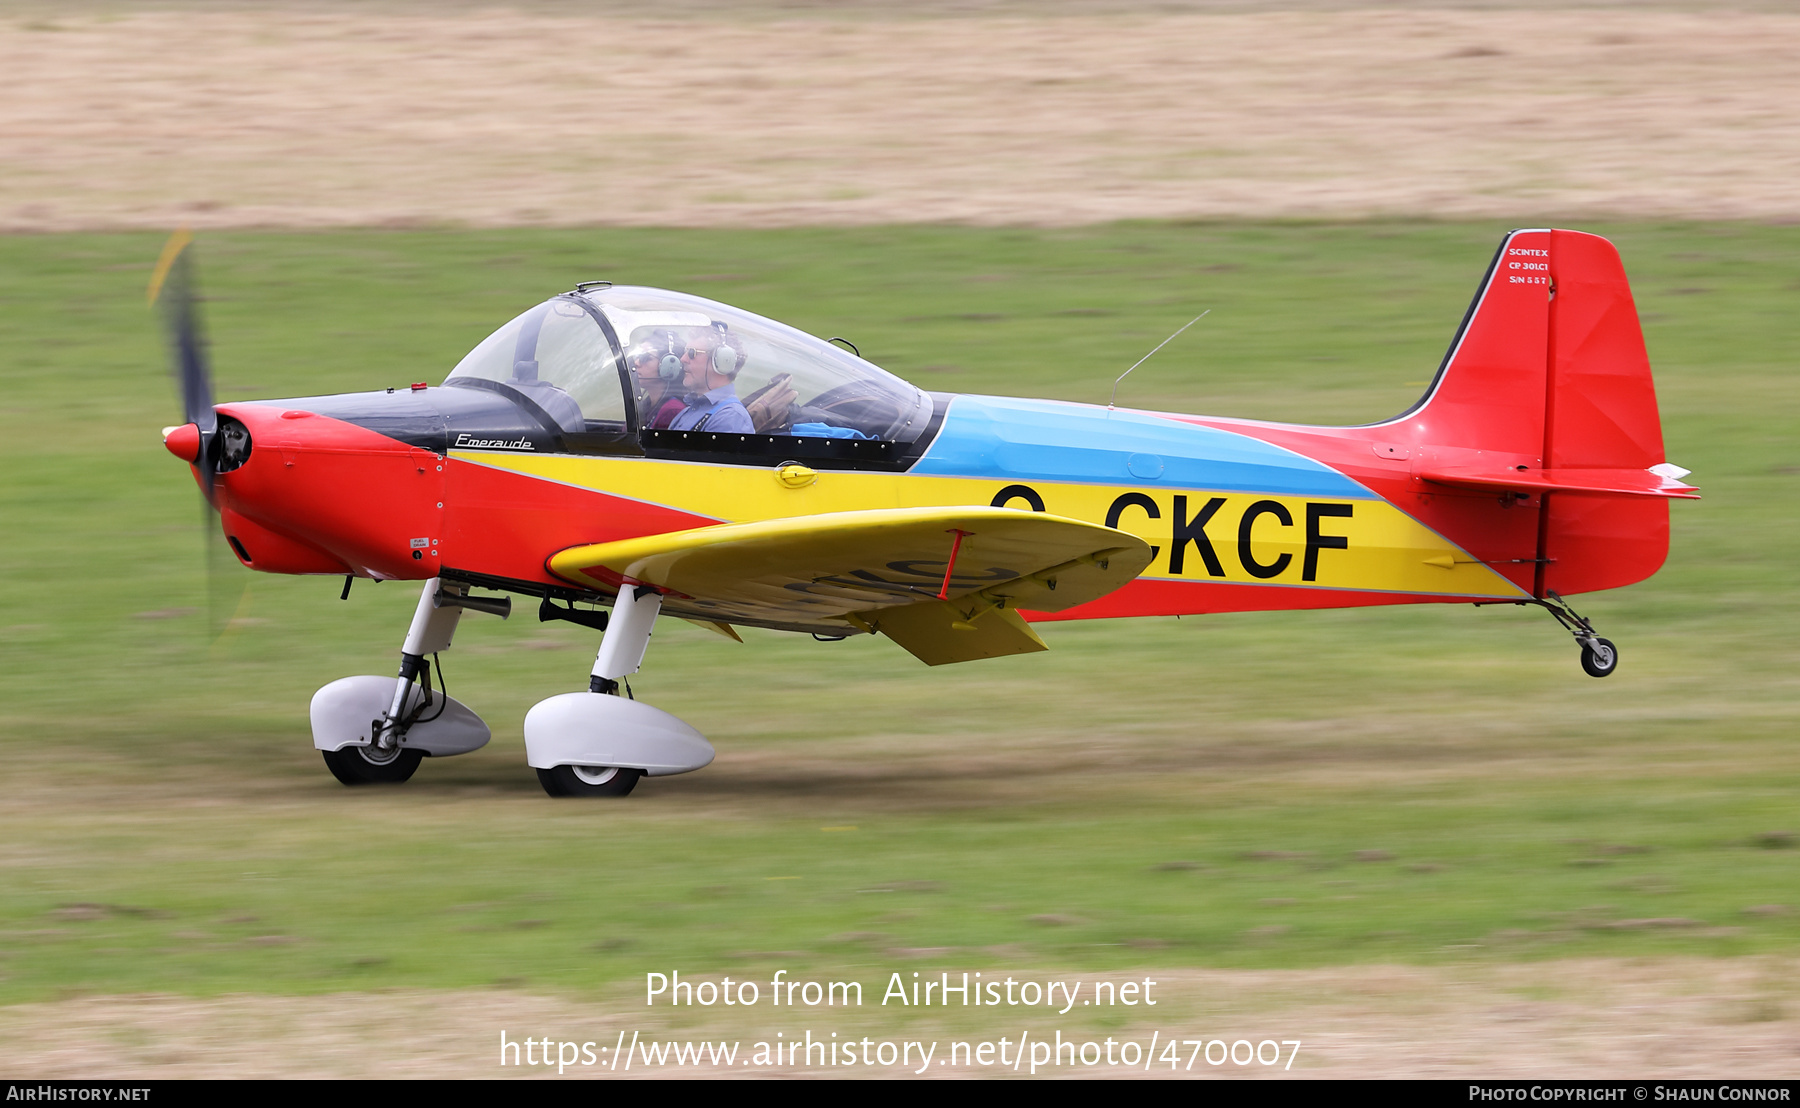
<box><xmin>163</xmin><ymin>422</ymin><xmax>201</xmax><ymax>462</ymax></box>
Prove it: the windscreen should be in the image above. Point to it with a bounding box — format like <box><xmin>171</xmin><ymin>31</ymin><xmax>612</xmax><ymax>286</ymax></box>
<box><xmin>443</xmin><ymin>298</ymin><xmax>626</xmax><ymax>433</ymax></box>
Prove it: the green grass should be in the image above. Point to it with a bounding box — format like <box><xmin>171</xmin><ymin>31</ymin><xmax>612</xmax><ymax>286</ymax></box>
<box><xmin>0</xmin><ymin>221</ymin><xmax>1796</xmax><ymax>1003</ymax></box>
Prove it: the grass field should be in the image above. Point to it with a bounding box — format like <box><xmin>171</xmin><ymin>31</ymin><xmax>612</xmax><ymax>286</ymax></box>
<box><xmin>1</xmin><ymin>221</ymin><xmax>1796</xmax><ymax>1023</ymax></box>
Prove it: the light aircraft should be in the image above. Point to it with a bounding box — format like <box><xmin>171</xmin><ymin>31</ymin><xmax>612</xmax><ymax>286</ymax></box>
<box><xmin>155</xmin><ymin>228</ymin><xmax>1696</xmax><ymax>797</ymax></box>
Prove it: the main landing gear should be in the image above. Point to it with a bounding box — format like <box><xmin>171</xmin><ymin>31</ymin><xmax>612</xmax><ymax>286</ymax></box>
<box><xmin>1534</xmin><ymin>591</ymin><xmax>1619</xmax><ymax>678</ymax></box>
<box><xmin>308</xmin><ymin>578</ymin><xmax>714</xmax><ymax>797</ymax></box>
<box><xmin>523</xmin><ymin>585</ymin><xmax>715</xmax><ymax>799</ymax></box>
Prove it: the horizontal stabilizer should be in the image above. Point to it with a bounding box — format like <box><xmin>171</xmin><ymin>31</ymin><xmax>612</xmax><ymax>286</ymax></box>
<box><xmin>1419</xmin><ymin>465</ymin><xmax>1700</xmax><ymax>500</ymax></box>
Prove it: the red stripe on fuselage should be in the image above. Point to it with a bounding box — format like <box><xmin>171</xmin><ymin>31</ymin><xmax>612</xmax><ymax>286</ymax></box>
<box><xmin>444</xmin><ymin>456</ymin><xmax>718</xmax><ymax>588</ymax></box>
<box><xmin>1025</xmin><ymin>576</ymin><xmax>1453</xmax><ymax>622</ymax></box>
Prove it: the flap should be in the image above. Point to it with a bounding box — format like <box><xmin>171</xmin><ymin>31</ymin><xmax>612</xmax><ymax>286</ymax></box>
<box><xmin>547</xmin><ymin>506</ymin><xmax>1153</xmax><ymax>629</ymax></box>
<box><xmin>1419</xmin><ymin>466</ymin><xmax>1700</xmax><ymax>500</ymax></box>
<box><xmin>857</xmin><ymin>601</ymin><xmax>1048</xmax><ymax>666</ymax></box>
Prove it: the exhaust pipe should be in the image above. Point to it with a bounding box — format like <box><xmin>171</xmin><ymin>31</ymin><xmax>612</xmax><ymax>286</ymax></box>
<box><xmin>433</xmin><ymin>589</ymin><xmax>511</xmax><ymax>619</ymax></box>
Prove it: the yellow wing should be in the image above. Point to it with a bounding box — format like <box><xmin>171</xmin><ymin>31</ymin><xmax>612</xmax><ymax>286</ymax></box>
<box><xmin>547</xmin><ymin>506</ymin><xmax>1153</xmax><ymax>664</ymax></box>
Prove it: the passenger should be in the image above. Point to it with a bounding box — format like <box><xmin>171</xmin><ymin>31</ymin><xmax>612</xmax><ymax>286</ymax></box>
<box><xmin>668</xmin><ymin>324</ymin><xmax>754</xmax><ymax>434</ymax></box>
<box><xmin>628</xmin><ymin>332</ymin><xmax>688</xmax><ymax>430</ymax></box>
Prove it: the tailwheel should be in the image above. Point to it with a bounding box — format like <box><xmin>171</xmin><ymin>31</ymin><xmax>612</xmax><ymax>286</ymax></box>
<box><xmin>1579</xmin><ymin>637</ymin><xmax>1619</xmax><ymax>678</ymax></box>
<box><xmin>1532</xmin><ymin>591</ymin><xmax>1621</xmax><ymax>680</ymax></box>
<box><xmin>537</xmin><ymin>764</ymin><xmax>642</xmax><ymax>798</ymax></box>
<box><xmin>322</xmin><ymin>744</ymin><xmax>423</xmax><ymax>785</ymax></box>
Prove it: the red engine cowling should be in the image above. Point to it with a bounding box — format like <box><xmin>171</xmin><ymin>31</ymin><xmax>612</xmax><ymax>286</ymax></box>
<box><xmin>210</xmin><ymin>404</ymin><xmax>445</xmax><ymax>580</ymax></box>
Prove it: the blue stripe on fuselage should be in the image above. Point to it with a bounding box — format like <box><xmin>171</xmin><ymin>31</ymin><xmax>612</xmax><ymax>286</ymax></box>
<box><xmin>909</xmin><ymin>395</ymin><xmax>1373</xmax><ymax>499</ymax></box>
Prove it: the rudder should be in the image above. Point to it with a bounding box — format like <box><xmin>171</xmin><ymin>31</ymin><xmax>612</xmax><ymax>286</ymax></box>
<box><xmin>1545</xmin><ymin>229</ymin><xmax>1665</xmax><ymax>472</ymax></box>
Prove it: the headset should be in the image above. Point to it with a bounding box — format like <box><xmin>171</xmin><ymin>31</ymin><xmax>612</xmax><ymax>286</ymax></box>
<box><xmin>706</xmin><ymin>321</ymin><xmax>741</xmax><ymax>378</ymax></box>
<box><xmin>656</xmin><ymin>331</ymin><xmax>684</xmax><ymax>382</ymax></box>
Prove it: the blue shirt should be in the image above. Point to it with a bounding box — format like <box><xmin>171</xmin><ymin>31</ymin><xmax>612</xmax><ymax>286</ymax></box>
<box><xmin>670</xmin><ymin>384</ymin><xmax>754</xmax><ymax>434</ymax></box>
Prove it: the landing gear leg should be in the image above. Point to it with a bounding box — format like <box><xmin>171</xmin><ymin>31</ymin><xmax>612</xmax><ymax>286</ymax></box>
<box><xmin>587</xmin><ymin>586</ymin><xmax>661</xmax><ymax>696</ymax></box>
<box><xmin>1534</xmin><ymin>591</ymin><xmax>1618</xmax><ymax>678</ymax></box>
<box><xmin>367</xmin><ymin>577</ymin><xmax>464</xmax><ymax>762</ymax></box>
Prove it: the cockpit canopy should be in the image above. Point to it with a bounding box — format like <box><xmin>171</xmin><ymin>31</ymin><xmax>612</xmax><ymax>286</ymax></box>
<box><xmin>443</xmin><ymin>286</ymin><xmax>932</xmax><ymax>444</ymax></box>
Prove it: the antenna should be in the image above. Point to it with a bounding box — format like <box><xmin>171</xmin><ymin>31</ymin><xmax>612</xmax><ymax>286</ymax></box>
<box><xmin>1109</xmin><ymin>310</ymin><xmax>1209</xmax><ymax>410</ymax></box>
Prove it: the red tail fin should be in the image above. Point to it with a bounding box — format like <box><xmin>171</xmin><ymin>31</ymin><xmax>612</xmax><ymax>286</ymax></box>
<box><xmin>1186</xmin><ymin>229</ymin><xmax>1690</xmax><ymax>601</ymax></box>
<box><xmin>1402</xmin><ymin>228</ymin><xmax>1687</xmax><ymax>596</ymax></box>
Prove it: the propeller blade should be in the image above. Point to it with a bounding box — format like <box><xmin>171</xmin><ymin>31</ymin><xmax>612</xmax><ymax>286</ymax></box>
<box><xmin>151</xmin><ymin>231</ymin><xmax>248</xmax><ymax>645</ymax></box>
<box><xmin>149</xmin><ymin>230</ymin><xmax>217</xmax><ymax>501</ymax></box>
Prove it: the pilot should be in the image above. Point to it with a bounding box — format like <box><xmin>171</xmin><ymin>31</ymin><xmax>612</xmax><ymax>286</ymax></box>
<box><xmin>668</xmin><ymin>323</ymin><xmax>753</xmax><ymax>434</ymax></box>
<box><xmin>628</xmin><ymin>332</ymin><xmax>688</xmax><ymax>430</ymax></box>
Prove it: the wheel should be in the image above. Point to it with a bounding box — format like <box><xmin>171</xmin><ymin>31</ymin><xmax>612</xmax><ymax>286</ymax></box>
<box><xmin>1579</xmin><ymin>637</ymin><xmax>1619</xmax><ymax>678</ymax></box>
<box><xmin>321</xmin><ymin>744</ymin><xmax>423</xmax><ymax>785</ymax></box>
<box><xmin>536</xmin><ymin>764</ymin><xmax>642</xmax><ymax>798</ymax></box>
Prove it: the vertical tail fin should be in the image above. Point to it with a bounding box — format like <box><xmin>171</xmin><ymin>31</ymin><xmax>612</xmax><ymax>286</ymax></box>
<box><xmin>1403</xmin><ymin>229</ymin><xmax>1685</xmax><ymax>596</ymax></box>
<box><xmin>1411</xmin><ymin>228</ymin><xmax>1667</xmax><ymax>466</ymax></box>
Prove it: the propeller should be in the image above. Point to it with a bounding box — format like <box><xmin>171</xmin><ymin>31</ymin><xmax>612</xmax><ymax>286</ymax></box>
<box><xmin>149</xmin><ymin>230</ymin><xmax>251</xmax><ymax>641</ymax></box>
<box><xmin>149</xmin><ymin>229</ymin><xmax>216</xmax><ymax>501</ymax></box>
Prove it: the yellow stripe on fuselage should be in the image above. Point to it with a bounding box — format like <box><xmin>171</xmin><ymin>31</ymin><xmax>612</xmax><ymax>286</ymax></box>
<box><xmin>454</xmin><ymin>452</ymin><xmax>1526</xmax><ymax>599</ymax></box>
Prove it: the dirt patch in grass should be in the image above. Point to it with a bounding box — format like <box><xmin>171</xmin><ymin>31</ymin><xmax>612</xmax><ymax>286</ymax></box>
<box><xmin>3</xmin><ymin>8</ymin><xmax>1799</xmax><ymax>230</ymax></box>
<box><xmin>4</xmin><ymin>959</ymin><xmax>1797</xmax><ymax>1077</ymax></box>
